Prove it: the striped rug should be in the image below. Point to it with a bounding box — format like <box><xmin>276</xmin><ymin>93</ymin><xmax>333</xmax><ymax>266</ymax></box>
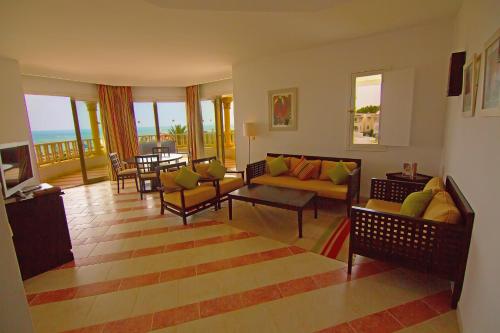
<box><xmin>311</xmin><ymin>216</ymin><xmax>351</xmax><ymax>262</ymax></box>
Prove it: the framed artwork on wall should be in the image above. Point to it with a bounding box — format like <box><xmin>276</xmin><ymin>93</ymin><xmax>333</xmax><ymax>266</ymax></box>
<box><xmin>268</xmin><ymin>88</ymin><xmax>297</xmax><ymax>131</ymax></box>
<box><xmin>480</xmin><ymin>27</ymin><xmax>500</xmax><ymax>116</ymax></box>
<box><xmin>462</xmin><ymin>60</ymin><xmax>473</xmax><ymax>116</ymax></box>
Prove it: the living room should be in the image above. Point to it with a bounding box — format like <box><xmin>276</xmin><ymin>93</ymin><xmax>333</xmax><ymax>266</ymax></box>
<box><xmin>0</xmin><ymin>0</ymin><xmax>499</xmax><ymax>332</ymax></box>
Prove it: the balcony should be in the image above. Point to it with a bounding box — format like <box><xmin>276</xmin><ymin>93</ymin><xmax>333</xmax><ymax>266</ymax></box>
<box><xmin>35</xmin><ymin>131</ymin><xmax>236</xmax><ymax>188</ymax></box>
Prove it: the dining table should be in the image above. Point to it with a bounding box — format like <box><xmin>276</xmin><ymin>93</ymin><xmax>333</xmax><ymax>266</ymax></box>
<box><xmin>124</xmin><ymin>153</ymin><xmax>185</xmax><ymax>166</ymax></box>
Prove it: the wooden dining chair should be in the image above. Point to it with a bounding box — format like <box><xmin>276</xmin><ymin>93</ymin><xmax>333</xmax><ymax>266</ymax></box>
<box><xmin>135</xmin><ymin>154</ymin><xmax>159</xmax><ymax>199</ymax></box>
<box><xmin>152</xmin><ymin>146</ymin><xmax>170</xmax><ymax>163</ymax></box>
<box><xmin>108</xmin><ymin>152</ymin><xmax>138</xmax><ymax>193</ymax></box>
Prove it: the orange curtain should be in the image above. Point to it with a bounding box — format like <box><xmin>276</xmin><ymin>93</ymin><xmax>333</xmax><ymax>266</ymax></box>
<box><xmin>98</xmin><ymin>85</ymin><xmax>139</xmax><ymax>179</ymax></box>
<box><xmin>186</xmin><ymin>85</ymin><xmax>204</xmax><ymax>160</ymax></box>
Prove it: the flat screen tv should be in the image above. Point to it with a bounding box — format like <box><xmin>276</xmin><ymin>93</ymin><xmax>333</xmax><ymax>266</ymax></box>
<box><xmin>0</xmin><ymin>141</ymin><xmax>36</xmax><ymax>198</ymax></box>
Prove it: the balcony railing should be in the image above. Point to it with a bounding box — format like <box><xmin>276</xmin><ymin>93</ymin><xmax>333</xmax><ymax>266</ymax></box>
<box><xmin>34</xmin><ymin>130</ymin><xmax>235</xmax><ymax>166</ymax></box>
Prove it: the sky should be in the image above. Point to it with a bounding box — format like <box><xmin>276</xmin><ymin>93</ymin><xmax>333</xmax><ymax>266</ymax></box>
<box><xmin>25</xmin><ymin>95</ymin><xmax>235</xmax><ymax>132</ymax></box>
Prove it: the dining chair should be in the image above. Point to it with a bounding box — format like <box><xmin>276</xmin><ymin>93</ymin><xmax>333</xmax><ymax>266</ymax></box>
<box><xmin>152</xmin><ymin>146</ymin><xmax>171</xmax><ymax>164</ymax></box>
<box><xmin>135</xmin><ymin>154</ymin><xmax>159</xmax><ymax>199</ymax></box>
<box><xmin>108</xmin><ymin>152</ymin><xmax>138</xmax><ymax>193</ymax></box>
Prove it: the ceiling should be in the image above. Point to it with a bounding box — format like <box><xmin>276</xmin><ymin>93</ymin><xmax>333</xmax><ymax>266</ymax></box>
<box><xmin>0</xmin><ymin>0</ymin><xmax>461</xmax><ymax>87</ymax></box>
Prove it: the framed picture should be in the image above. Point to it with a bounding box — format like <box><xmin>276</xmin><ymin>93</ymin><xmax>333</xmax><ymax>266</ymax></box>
<box><xmin>480</xmin><ymin>28</ymin><xmax>500</xmax><ymax>116</ymax></box>
<box><xmin>462</xmin><ymin>60</ymin><xmax>473</xmax><ymax>116</ymax></box>
<box><xmin>268</xmin><ymin>88</ymin><xmax>297</xmax><ymax>131</ymax></box>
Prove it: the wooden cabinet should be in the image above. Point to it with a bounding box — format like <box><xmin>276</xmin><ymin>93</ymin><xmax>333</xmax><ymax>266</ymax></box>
<box><xmin>5</xmin><ymin>186</ymin><xmax>73</xmax><ymax>280</ymax></box>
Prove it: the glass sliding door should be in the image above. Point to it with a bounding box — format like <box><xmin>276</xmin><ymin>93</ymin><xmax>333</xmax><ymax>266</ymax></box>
<box><xmin>72</xmin><ymin>100</ymin><xmax>108</xmax><ymax>184</ymax></box>
<box><xmin>200</xmin><ymin>100</ymin><xmax>217</xmax><ymax>158</ymax></box>
<box><xmin>221</xmin><ymin>96</ymin><xmax>236</xmax><ymax>170</ymax></box>
<box><xmin>157</xmin><ymin>102</ymin><xmax>188</xmax><ymax>157</ymax></box>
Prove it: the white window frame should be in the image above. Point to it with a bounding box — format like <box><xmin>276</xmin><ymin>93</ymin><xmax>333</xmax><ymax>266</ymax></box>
<box><xmin>346</xmin><ymin>70</ymin><xmax>387</xmax><ymax>152</ymax></box>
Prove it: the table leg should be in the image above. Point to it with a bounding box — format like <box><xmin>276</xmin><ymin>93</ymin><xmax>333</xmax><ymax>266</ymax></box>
<box><xmin>314</xmin><ymin>197</ymin><xmax>318</xmax><ymax>219</ymax></box>
<box><xmin>298</xmin><ymin>209</ymin><xmax>303</xmax><ymax>238</ymax></box>
<box><xmin>228</xmin><ymin>197</ymin><xmax>233</xmax><ymax>221</ymax></box>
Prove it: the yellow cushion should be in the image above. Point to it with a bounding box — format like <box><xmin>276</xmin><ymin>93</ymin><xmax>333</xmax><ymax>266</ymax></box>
<box><xmin>194</xmin><ymin>163</ymin><xmax>210</xmax><ymax>178</ymax></box>
<box><xmin>251</xmin><ymin>175</ymin><xmax>347</xmax><ymax>200</ymax></box>
<box><xmin>319</xmin><ymin>161</ymin><xmax>357</xmax><ymax>180</ymax></box>
<box><xmin>365</xmin><ymin>199</ymin><xmax>402</xmax><ymax>214</ymax></box>
<box><xmin>422</xmin><ymin>191</ymin><xmax>461</xmax><ymax>224</ymax></box>
<box><xmin>139</xmin><ymin>172</ymin><xmax>157</xmax><ymax>179</ymax></box>
<box><xmin>164</xmin><ymin>186</ymin><xmax>216</xmax><ymax>208</ymax></box>
<box><xmin>118</xmin><ymin>168</ymin><xmax>137</xmax><ymax>176</ymax></box>
<box><xmin>202</xmin><ymin>176</ymin><xmax>245</xmax><ymax>194</ymax></box>
<box><xmin>159</xmin><ymin>170</ymin><xmax>182</xmax><ymax>192</ymax></box>
<box><xmin>423</xmin><ymin>177</ymin><xmax>445</xmax><ymax>194</ymax></box>
<box><xmin>265</xmin><ymin>156</ymin><xmax>290</xmax><ymax>174</ymax></box>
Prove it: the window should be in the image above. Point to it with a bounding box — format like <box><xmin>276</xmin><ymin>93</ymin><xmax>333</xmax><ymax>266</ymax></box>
<box><xmin>133</xmin><ymin>102</ymin><xmax>156</xmax><ymax>142</ymax></box>
<box><xmin>350</xmin><ymin>73</ymin><xmax>382</xmax><ymax>145</ymax></box>
<box><xmin>348</xmin><ymin>69</ymin><xmax>414</xmax><ymax>148</ymax></box>
<box><xmin>157</xmin><ymin>102</ymin><xmax>188</xmax><ymax>152</ymax></box>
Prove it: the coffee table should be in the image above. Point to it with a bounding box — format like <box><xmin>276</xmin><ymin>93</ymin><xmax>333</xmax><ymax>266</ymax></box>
<box><xmin>227</xmin><ymin>184</ymin><xmax>317</xmax><ymax>238</ymax></box>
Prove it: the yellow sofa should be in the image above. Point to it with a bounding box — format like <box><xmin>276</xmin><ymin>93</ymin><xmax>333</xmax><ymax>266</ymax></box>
<box><xmin>246</xmin><ymin>153</ymin><xmax>362</xmax><ymax>215</ymax></box>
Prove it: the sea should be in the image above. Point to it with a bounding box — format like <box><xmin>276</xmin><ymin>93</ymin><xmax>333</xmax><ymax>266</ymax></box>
<box><xmin>31</xmin><ymin>126</ymin><xmax>216</xmax><ymax>144</ymax></box>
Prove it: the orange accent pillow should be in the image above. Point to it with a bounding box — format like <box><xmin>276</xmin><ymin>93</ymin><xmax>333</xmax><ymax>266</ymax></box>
<box><xmin>291</xmin><ymin>157</ymin><xmax>316</xmax><ymax>180</ymax></box>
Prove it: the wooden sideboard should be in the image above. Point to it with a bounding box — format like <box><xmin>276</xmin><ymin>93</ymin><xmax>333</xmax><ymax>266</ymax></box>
<box><xmin>5</xmin><ymin>184</ymin><xmax>73</xmax><ymax>280</ymax></box>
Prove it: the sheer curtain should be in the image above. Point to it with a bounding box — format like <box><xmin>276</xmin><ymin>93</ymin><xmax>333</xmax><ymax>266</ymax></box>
<box><xmin>185</xmin><ymin>85</ymin><xmax>204</xmax><ymax>160</ymax></box>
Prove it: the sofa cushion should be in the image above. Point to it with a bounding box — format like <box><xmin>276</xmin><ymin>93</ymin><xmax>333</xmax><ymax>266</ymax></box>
<box><xmin>159</xmin><ymin>170</ymin><xmax>182</xmax><ymax>192</ymax></box>
<box><xmin>268</xmin><ymin>156</ymin><xmax>289</xmax><ymax>176</ymax></box>
<box><xmin>400</xmin><ymin>190</ymin><xmax>434</xmax><ymax>217</ymax></box>
<box><xmin>208</xmin><ymin>160</ymin><xmax>226</xmax><ymax>180</ymax></box>
<box><xmin>319</xmin><ymin>161</ymin><xmax>357</xmax><ymax>180</ymax></box>
<box><xmin>327</xmin><ymin>161</ymin><xmax>350</xmax><ymax>185</ymax></box>
<box><xmin>290</xmin><ymin>157</ymin><xmax>321</xmax><ymax>179</ymax></box>
<box><xmin>423</xmin><ymin>177</ymin><xmax>445</xmax><ymax>194</ymax></box>
<box><xmin>423</xmin><ymin>191</ymin><xmax>461</xmax><ymax>224</ymax></box>
<box><xmin>251</xmin><ymin>175</ymin><xmax>348</xmax><ymax>200</ymax></box>
<box><xmin>202</xmin><ymin>177</ymin><xmax>244</xmax><ymax>195</ymax></box>
<box><xmin>164</xmin><ymin>186</ymin><xmax>216</xmax><ymax>208</ymax></box>
<box><xmin>175</xmin><ymin>167</ymin><xmax>200</xmax><ymax>190</ymax></box>
<box><xmin>194</xmin><ymin>163</ymin><xmax>210</xmax><ymax>178</ymax></box>
<box><xmin>365</xmin><ymin>199</ymin><xmax>402</xmax><ymax>214</ymax></box>
<box><xmin>266</xmin><ymin>156</ymin><xmax>290</xmax><ymax>174</ymax></box>
<box><xmin>290</xmin><ymin>158</ymin><xmax>315</xmax><ymax>180</ymax></box>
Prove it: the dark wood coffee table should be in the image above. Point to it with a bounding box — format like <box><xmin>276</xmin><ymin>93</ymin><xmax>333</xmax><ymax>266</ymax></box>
<box><xmin>227</xmin><ymin>184</ymin><xmax>317</xmax><ymax>238</ymax></box>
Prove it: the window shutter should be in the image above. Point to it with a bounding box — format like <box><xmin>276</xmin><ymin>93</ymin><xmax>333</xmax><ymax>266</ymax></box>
<box><xmin>379</xmin><ymin>68</ymin><xmax>415</xmax><ymax>146</ymax></box>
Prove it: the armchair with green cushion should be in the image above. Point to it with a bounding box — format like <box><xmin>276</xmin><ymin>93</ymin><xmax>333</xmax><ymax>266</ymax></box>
<box><xmin>191</xmin><ymin>156</ymin><xmax>245</xmax><ymax>208</ymax></box>
<box><xmin>156</xmin><ymin>162</ymin><xmax>218</xmax><ymax>225</ymax></box>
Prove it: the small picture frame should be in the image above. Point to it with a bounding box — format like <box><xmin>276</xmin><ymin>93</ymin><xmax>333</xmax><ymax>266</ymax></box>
<box><xmin>268</xmin><ymin>88</ymin><xmax>298</xmax><ymax>131</ymax></box>
<box><xmin>462</xmin><ymin>60</ymin><xmax>474</xmax><ymax>116</ymax></box>
<box><xmin>480</xmin><ymin>28</ymin><xmax>500</xmax><ymax>116</ymax></box>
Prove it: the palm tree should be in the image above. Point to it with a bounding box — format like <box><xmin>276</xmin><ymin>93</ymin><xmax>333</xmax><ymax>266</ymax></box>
<box><xmin>167</xmin><ymin>124</ymin><xmax>187</xmax><ymax>135</ymax></box>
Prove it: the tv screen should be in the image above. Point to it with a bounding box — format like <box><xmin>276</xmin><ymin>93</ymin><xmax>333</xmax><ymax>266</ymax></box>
<box><xmin>0</xmin><ymin>142</ymin><xmax>34</xmax><ymax>197</ymax></box>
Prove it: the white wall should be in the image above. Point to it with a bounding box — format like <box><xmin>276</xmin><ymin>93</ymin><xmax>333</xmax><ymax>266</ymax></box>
<box><xmin>0</xmin><ymin>57</ymin><xmax>35</xmax><ymax>333</ymax></box>
<box><xmin>23</xmin><ymin>75</ymin><xmax>98</xmax><ymax>101</ymax></box>
<box><xmin>232</xmin><ymin>21</ymin><xmax>452</xmax><ymax>196</ymax></box>
<box><xmin>442</xmin><ymin>0</ymin><xmax>500</xmax><ymax>332</ymax></box>
<box><xmin>200</xmin><ymin>79</ymin><xmax>233</xmax><ymax>100</ymax></box>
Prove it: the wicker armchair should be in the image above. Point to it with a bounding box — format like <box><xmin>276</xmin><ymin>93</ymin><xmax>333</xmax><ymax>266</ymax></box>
<box><xmin>156</xmin><ymin>162</ymin><xmax>218</xmax><ymax>224</ymax></box>
<box><xmin>349</xmin><ymin>176</ymin><xmax>474</xmax><ymax>309</ymax></box>
<box><xmin>191</xmin><ymin>156</ymin><xmax>245</xmax><ymax>208</ymax></box>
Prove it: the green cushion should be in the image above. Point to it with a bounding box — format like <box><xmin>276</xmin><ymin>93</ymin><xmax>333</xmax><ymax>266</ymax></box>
<box><xmin>327</xmin><ymin>162</ymin><xmax>350</xmax><ymax>185</ymax></box>
<box><xmin>400</xmin><ymin>190</ymin><xmax>434</xmax><ymax>218</ymax></box>
<box><xmin>268</xmin><ymin>156</ymin><xmax>289</xmax><ymax>177</ymax></box>
<box><xmin>174</xmin><ymin>166</ymin><xmax>200</xmax><ymax>190</ymax></box>
<box><xmin>208</xmin><ymin>160</ymin><xmax>226</xmax><ymax>180</ymax></box>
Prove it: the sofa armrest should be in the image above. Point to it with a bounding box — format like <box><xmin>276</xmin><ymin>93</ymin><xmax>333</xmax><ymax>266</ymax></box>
<box><xmin>246</xmin><ymin>160</ymin><xmax>266</xmax><ymax>184</ymax></box>
<box><xmin>370</xmin><ymin>178</ymin><xmax>425</xmax><ymax>203</ymax></box>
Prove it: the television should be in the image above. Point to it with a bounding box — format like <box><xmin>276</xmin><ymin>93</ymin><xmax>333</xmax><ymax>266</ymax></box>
<box><xmin>0</xmin><ymin>141</ymin><xmax>36</xmax><ymax>198</ymax></box>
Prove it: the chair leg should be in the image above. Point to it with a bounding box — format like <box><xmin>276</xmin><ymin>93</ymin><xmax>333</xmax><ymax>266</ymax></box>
<box><xmin>182</xmin><ymin>214</ymin><xmax>187</xmax><ymax>225</ymax></box>
<box><xmin>134</xmin><ymin>177</ymin><xmax>139</xmax><ymax>191</ymax></box>
<box><xmin>347</xmin><ymin>250</ymin><xmax>353</xmax><ymax>274</ymax></box>
<box><xmin>117</xmin><ymin>177</ymin><xmax>120</xmax><ymax>194</ymax></box>
<box><xmin>139</xmin><ymin>180</ymin><xmax>143</xmax><ymax>200</ymax></box>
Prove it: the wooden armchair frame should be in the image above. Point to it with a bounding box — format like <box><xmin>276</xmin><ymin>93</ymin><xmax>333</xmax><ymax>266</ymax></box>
<box><xmin>156</xmin><ymin>162</ymin><xmax>218</xmax><ymax>225</ymax></box>
<box><xmin>349</xmin><ymin>177</ymin><xmax>474</xmax><ymax>308</ymax></box>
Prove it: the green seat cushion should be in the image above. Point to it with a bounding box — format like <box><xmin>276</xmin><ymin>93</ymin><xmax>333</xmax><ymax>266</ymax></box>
<box><xmin>268</xmin><ymin>155</ymin><xmax>289</xmax><ymax>177</ymax></box>
<box><xmin>174</xmin><ymin>166</ymin><xmax>200</xmax><ymax>190</ymax></box>
<box><xmin>400</xmin><ymin>190</ymin><xmax>434</xmax><ymax>218</ymax></box>
<box><xmin>327</xmin><ymin>161</ymin><xmax>350</xmax><ymax>185</ymax></box>
<box><xmin>208</xmin><ymin>160</ymin><xmax>226</xmax><ymax>180</ymax></box>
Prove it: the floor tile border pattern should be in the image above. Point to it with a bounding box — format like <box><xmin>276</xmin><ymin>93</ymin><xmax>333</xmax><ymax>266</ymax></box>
<box><xmin>70</xmin><ymin>220</ymin><xmax>224</xmax><ymax>246</ymax></box>
<box><xmin>59</xmin><ymin>229</ymin><xmax>257</xmax><ymax>269</ymax></box>
<box><xmin>315</xmin><ymin>290</ymin><xmax>453</xmax><ymax>333</ymax></box>
<box><xmin>62</xmin><ymin>261</ymin><xmax>399</xmax><ymax>333</ymax></box>
<box><xmin>28</xmin><ymin>245</ymin><xmax>306</xmax><ymax>306</ymax></box>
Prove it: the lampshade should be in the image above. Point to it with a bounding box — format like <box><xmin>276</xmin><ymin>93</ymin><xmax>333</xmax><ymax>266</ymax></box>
<box><xmin>243</xmin><ymin>122</ymin><xmax>257</xmax><ymax>137</ymax></box>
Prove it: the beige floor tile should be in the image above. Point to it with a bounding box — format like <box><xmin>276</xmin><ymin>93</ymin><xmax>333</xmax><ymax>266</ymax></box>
<box><xmin>84</xmin><ymin>288</ymin><xmax>140</xmax><ymax>326</ymax></box>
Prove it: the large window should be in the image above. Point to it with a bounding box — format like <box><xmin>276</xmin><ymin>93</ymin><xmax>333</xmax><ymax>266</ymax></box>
<box><xmin>133</xmin><ymin>102</ymin><xmax>156</xmax><ymax>142</ymax></box>
<box><xmin>157</xmin><ymin>102</ymin><xmax>188</xmax><ymax>152</ymax></box>
<box><xmin>350</xmin><ymin>73</ymin><xmax>382</xmax><ymax>145</ymax></box>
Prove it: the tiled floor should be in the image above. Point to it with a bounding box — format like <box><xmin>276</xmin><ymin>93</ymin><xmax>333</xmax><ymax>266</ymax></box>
<box><xmin>47</xmin><ymin>165</ymin><xmax>109</xmax><ymax>189</ymax></box>
<box><xmin>24</xmin><ymin>180</ymin><xmax>460</xmax><ymax>333</ymax></box>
